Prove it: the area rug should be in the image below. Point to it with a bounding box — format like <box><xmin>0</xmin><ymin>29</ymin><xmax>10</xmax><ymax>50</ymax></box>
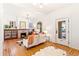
<box><xmin>32</xmin><ymin>46</ymin><xmax>67</xmax><ymax>56</ymax></box>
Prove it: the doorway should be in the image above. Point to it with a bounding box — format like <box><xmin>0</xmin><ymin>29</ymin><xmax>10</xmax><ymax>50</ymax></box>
<box><xmin>55</xmin><ymin>18</ymin><xmax>69</xmax><ymax>46</ymax></box>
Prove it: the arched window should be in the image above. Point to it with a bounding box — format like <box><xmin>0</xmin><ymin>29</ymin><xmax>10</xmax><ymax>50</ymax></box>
<box><xmin>37</xmin><ymin>21</ymin><xmax>42</xmax><ymax>33</ymax></box>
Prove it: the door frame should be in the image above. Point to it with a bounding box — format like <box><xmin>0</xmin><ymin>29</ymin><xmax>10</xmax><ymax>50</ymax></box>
<box><xmin>55</xmin><ymin>17</ymin><xmax>70</xmax><ymax>46</ymax></box>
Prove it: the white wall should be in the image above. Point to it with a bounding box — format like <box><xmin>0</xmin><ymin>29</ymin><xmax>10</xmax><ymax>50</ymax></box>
<box><xmin>3</xmin><ymin>4</ymin><xmax>45</xmax><ymax>30</ymax></box>
<box><xmin>0</xmin><ymin>4</ymin><xmax>4</xmax><ymax>56</ymax></box>
<box><xmin>46</xmin><ymin>4</ymin><xmax>79</xmax><ymax>49</ymax></box>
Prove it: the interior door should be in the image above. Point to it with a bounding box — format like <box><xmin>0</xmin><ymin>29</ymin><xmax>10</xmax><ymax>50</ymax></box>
<box><xmin>55</xmin><ymin>18</ymin><xmax>69</xmax><ymax>46</ymax></box>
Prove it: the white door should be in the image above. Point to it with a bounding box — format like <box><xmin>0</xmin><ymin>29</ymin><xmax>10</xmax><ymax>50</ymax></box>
<box><xmin>55</xmin><ymin>18</ymin><xmax>69</xmax><ymax>46</ymax></box>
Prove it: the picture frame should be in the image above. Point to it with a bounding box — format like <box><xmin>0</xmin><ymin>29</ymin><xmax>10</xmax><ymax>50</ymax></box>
<box><xmin>20</xmin><ymin>21</ymin><xmax>26</xmax><ymax>29</ymax></box>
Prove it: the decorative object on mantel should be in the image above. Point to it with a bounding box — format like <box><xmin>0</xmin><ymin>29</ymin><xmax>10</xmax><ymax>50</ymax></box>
<box><xmin>29</xmin><ymin>21</ymin><xmax>34</xmax><ymax>29</ymax></box>
<box><xmin>4</xmin><ymin>21</ymin><xmax>17</xmax><ymax>29</ymax></box>
<box><xmin>10</xmin><ymin>21</ymin><xmax>16</xmax><ymax>28</ymax></box>
<box><xmin>4</xmin><ymin>25</ymin><xmax>10</xmax><ymax>29</ymax></box>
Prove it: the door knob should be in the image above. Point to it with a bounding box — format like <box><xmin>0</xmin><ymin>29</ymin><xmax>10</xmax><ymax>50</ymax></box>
<box><xmin>56</xmin><ymin>30</ymin><xmax>57</xmax><ymax>34</ymax></box>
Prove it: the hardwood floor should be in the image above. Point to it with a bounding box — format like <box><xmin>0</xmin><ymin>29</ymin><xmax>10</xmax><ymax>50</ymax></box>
<box><xmin>3</xmin><ymin>39</ymin><xmax>79</xmax><ymax>56</ymax></box>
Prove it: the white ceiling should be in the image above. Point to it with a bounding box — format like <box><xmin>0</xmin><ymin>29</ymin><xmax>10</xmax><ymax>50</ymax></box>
<box><xmin>14</xmin><ymin>3</ymin><xmax>72</xmax><ymax>14</ymax></box>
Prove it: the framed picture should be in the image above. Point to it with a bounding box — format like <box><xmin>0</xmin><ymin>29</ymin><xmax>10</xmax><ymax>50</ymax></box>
<box><xmin>20</xmin><ymin>21</ymin><xmax>26</xmax><ymax>29</ymax></box>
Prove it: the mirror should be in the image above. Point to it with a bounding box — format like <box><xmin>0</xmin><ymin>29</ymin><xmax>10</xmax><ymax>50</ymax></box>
<box><xmin>20</xmin><ymin>21</ymin><xmax>26</xmax><ymax>29</ymax></box>
<box><xmin>37</xmin><ymin>21</ymin><xmax>42</xmax><ymax>33</ymax></box>
<box><xmin>58</xmin><ymin>21</ymin><xmax>66</xmax><ymax>39</ymax></box>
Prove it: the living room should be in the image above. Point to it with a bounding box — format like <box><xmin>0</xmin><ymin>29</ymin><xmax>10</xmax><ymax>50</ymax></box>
<box><xmin>0</xmin><ymin>3</ymin><xmax>79</xmax><ymax>56</ymax></box>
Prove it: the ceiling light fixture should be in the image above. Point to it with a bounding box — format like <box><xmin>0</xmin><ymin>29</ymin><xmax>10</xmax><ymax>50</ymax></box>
<box><xmin>39</xmin><ymin>3</ymin><xmax>43</xmax><ymax>8</ymax></box>
<box><xmin>33</xmin><ymin>3</ymin><xmax>44</xmax><ymax>8</ymax></box>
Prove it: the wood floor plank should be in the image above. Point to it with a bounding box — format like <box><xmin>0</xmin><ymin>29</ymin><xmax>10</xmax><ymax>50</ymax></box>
<box><xmin>3</xmin><ymin>39</ymin><xmax>79</xmax><ymax>56</ymax></box>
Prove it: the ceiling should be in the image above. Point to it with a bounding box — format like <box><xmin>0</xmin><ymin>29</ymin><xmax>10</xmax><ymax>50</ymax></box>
<box><xmin>13</xmin><ymin>3</ymin><xmax>72</xmax><ymax>14</ymax></box>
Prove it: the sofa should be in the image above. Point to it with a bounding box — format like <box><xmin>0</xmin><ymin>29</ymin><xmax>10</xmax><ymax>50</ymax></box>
<box><xmin>17</xmin><ymin>34</ymin><xmax>46</xmax><ymax>48</ymax></box>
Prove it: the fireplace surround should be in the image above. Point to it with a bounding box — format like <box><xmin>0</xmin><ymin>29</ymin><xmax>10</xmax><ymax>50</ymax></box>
<box><xmin>18</xmin><ymin>29</ymin><xmax>28</xmax><ymax>39</ymax></box>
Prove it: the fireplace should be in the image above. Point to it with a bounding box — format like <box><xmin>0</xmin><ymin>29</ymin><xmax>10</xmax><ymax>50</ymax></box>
<box><xmin>20</xmin><ymin>33</ymin><xmax>26</xmax><ymax>38</ymax></box>
<box><xmin>18</xmin><ymin>29</ymin><xmax>29</xmax><ymax>39</ymax></box>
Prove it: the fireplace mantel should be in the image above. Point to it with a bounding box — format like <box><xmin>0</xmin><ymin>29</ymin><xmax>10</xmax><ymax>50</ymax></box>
<box><xmin>18</xmin><ymin>29</ymin><xmax>29</xmax><ymax>39</ymax></box>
